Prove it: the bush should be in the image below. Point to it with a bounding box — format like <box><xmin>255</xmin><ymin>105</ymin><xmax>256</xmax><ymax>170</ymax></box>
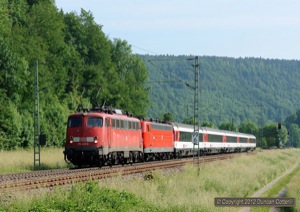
<box><xmin>3</xmin><ymin>181</ymin><xmax>162</xmax><ymax>212</ymax></box>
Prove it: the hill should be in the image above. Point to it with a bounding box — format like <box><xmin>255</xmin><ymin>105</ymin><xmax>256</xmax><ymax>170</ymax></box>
<box><xmin>140</xmin><ymin>55</ymin><xmax>300</xmax><ymax>125</ymax></box>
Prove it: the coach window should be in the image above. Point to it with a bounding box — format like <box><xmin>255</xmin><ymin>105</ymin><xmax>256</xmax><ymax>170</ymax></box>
<box><xmin>240</xmin><ymin>137</ymin><xmax>247</xmax><ymax>143</ymax></box>
<box><xmin>128</xmin><ymin>121</ymin><xmax>131</xmax><ymax>130</ymax></box>
<box><xmin>124</xmin><ymin>120</ymin><xmax>129</xmax><ymax>129</ymax></box>
<box><xmin>199</xmin><ymin>133</ymin><xmax>203</xmax><ymax>142</ymax></box>
<box><xmin>227</xmin><ymin>136</ymin><xmax>236</xmax><ymax>143</ymax></box>
<box><xmin>135</xmin><ymin>122</ymin><xmax>138</xmax><ymax>130</ymax></box>
<box><xmin>208</xmin><ymin>134</ymin><xmax>222</xmax><ymax>142</ymax></box>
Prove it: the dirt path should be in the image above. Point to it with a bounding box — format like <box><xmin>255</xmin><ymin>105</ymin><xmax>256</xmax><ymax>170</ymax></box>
<box><xmin>240</xmin><ymin>162</ymin><xmax>299</xmax><ymax>212</ymax></box>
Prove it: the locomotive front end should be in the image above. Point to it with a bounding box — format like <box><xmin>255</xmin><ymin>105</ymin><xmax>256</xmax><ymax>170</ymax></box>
<box><xmin>64</xmin><ymin>112</ymin><xmax>104</xmax><ymax>166</ymax></box>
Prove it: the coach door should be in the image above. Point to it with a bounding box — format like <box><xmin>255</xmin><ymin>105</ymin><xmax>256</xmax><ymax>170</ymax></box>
<box><xmin>106</xmin><ymin>118</ymin><xmax>111</xmax><ymax>147</ymax></box>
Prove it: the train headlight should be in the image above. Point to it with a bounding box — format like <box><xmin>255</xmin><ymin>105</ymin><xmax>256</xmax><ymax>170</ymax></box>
<box><xmin>70</xmin><ymin>136</ymin><xmax>73</xmax><ymax>144</ymax></box>
<box><xmin>94</xmin><ymin>136</ymin><xmax>98</xmax><ymax>143</ymax></box>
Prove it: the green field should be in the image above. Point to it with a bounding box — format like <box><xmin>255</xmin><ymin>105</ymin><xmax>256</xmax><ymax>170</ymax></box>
<box><xmin>1</xmin><ymin>148</ymin><xmax>300</xmax><ymax>211</ymax></box>
<box><xmin>0</xmin><ymin>148</ymin><xmax>71</xmax><ymax>174</ymax></box>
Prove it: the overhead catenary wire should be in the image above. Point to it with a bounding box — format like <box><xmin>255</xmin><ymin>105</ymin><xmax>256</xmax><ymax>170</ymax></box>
<box><xmin>146</xmin><ymin>59</ymin><xmax>194</xmax><ymax>89</ymax></box>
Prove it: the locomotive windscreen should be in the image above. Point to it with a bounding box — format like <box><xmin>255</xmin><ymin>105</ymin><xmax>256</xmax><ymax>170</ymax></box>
<box><xmin>68</xmin><ymin>117</ymin><xmax>82</xmax><ymax>128</ymax></box>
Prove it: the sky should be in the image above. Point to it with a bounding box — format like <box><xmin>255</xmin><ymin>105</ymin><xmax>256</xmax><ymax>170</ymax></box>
<box><xmin>55</xmin><ymin>0</ymin><xmax>300</xmax><ymax>60</ymax></box>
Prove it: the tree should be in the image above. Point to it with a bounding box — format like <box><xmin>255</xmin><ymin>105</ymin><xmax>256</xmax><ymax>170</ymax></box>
<box><xmin>182</xmin><ymin>117</ymin><xmax>194</xmax><ymax>125</ymax></box>
<box><xmin>110</xmin><ymin>39</ymin><xmax>150</xmax><ymax>116</ymax></box>
<box><xmin>288</xmin><ymin>124</ymin><xmax>300</xmax><ymax>148</ymax></box>
<box><xmin>239</xmin><ymin>121</ymin><xmax>258</xmax><ymax>135</ymax></box>
<box><xmin>202</xmin><ymin>121</ymin><xmax>216</xmax><ymax>128</ymax></box>
<box><xmin>295</xmin><ymin>110</ymin><xmax>300</xmax><ymax>127</ymax></box>
<box><xmin>263</xmin><ymin>123</ymin><xmax>281</xmax><ymax>148</ymax></box>
<box><xmin>277</xmin><ymin>126</ymin><xmax>288</xmax><ymax>147</ymax></box>
<box><xmin>219</xmin><ymin>122</ymin><xmax>237</xmax><ymax>131</ymax></box>
<box><xmin>161</xmin><ymin>112</ymin><xmax>174</xmax><ymax>122</ymax></box>
<box><xmin>0</xmin><ymin>93</ymin><xmax>22</xmax><ymax>150</ymax></box>
<box><xmin>0</xmin><ymin>0</ymin><xmax>11</xmax><ymax>38</ymax></box>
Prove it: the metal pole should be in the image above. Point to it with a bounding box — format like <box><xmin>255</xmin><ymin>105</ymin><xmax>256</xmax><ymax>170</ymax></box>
<box><xmin>261</xmin><ymin>104</ymin><xmax>263</xmax><ymax>150</ymax></box>
<box><xmin>195</xmin><ymin>57</ymin><xmax>200</xmax><ymax>175</ymax></box>
<box><xmin>191</xmin><ymin>56</ymin><xmax>200</xmax><ymax>174</ymax></box>
<box><xmin>34</xmin><ymin>60</ymin><xmax>40</xmax><ymax>169</ymax></box>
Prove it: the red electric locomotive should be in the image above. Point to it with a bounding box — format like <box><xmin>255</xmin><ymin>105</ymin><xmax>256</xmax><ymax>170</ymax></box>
<box><xmin>64</xmin><ymin>107</ymin><xmax>143</xmax><ymax>167</ymax></box>
<box><xmin>141</xmin><ymin>120</ymin><xmax>174</xmax><ymax>161</ymax></box>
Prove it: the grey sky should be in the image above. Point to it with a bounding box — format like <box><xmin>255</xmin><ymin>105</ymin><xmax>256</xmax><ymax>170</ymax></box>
<box><xmin>55</xmin><ymin>0</ymin><xmax>300</xmax><ymax>59</ymax></box>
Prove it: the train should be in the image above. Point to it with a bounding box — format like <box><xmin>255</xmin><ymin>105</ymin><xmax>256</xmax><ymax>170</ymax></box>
<box><xmin>63</xmin><ymin>107</ymin><xmax>256</xmax><ymax>167</ymax></box>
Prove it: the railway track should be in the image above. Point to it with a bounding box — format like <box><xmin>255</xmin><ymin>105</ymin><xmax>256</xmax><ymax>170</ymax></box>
<box><xmin>0</xmin><ymin>153</ymin><xmax>250</xmax><ymax>193</ymax></box>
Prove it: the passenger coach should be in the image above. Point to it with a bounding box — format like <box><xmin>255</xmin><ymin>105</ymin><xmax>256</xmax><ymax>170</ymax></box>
<box><xmin>171</xmin><ymin>122</ymin><xmax>256</xmax><ymax>157</ymax></box>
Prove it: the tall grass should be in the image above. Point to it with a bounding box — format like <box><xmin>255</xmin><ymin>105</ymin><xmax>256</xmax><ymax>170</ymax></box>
<box><xmin>0</xmin><ymin>148</ymin><xmax>70</xmax><ymax>173</ymax></box>
<box><xmin>284</xmin><ymin>167</ymin><xmax>300</xmax><ymax>211</ymax></box>
<box><xmin>100</xmin><ymin>149</ymin><xmax>300</xmax><ymax>211</ymax></box>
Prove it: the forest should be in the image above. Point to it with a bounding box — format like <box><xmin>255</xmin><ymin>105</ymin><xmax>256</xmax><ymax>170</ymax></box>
<box><xmin>0</xmin><ymin>0</ymin><xmax>149</xmax><ymax>150</ymax></box>
<box><xmin>1</xmin><ymin>0</ymin><xmax>300</xmax><ymax>150</ymax></box>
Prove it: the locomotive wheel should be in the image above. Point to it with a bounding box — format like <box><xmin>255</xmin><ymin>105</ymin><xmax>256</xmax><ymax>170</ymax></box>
<box><xmin>98</xmin><ymin>160</ymin><xmax>103</xmax><ymax>168</ymax></box>
<box><xmin>121</xmin><ymin>158</ymin><xmax>126</xmax><ymax>166</ymax></box>
<box><xmin>129</xmin><ymin>153</ymin><xmax>133</xmax><ymax>165</ymax></box>
<box><xmin>108</xmin><ymin>159</ymin><xmax>112</xmax><ymax>167</ymax></box>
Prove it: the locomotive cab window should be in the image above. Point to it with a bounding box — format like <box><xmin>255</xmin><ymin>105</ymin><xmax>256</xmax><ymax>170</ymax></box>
<box><xmin>68</xmin><ymin>117</ymin><xmax>82</xmax><ymax>128</ymax></box>
<box><xmin>87</xmin><ymin>117</ymin><xmax>103</xmax><ymax>127</ymax></box>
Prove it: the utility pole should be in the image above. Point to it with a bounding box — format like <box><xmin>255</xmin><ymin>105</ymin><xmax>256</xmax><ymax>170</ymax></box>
<box><xmin>194</xmin><ymin>56</ymin><xmax>200</xmax><ymax>173</ymax></box>
<box><xmin>188</xmin><ymin>56</ymin><xmax>200</xmax><ymax>173</ymax></box>
<box><xmin>34</xmin><ymin>60</ymin><xmax>40</xmax><ymax>169</ymax></box>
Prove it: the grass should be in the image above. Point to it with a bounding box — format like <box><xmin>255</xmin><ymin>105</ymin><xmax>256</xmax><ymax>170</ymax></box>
<box><xmin>1</xmin><ymin>181</ymin><xmax>161</xmax><ymax>212</ymax></box>
<box><xmin>98</xmin><ymin>149</ymin><xmax>300</xmax><ymax>211</ymax></box>
<box><xmin>283</xmin><ymin>167</ymin><xmax>300</xmax><ymax>212</ymax></box>
<box><xmin>0</xmin><ymin>147</ymin><xmax>71</xmax><ymax>174</ymax></box>
<box><xmin>0</xmin><ymin>148</ymin><xmax>300</xmax><ymax>211</ymax></box>
<box><xmin>251</xmin><ymin>163</ymin><xmax>300</xmax><ymax>212</ymax></box>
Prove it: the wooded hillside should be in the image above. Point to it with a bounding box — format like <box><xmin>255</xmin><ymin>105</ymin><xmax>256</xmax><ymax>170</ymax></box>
<box><xmin>142</xmin><ymin>55</ymin><xmax>300</xmax><ymax>125</ymax></box>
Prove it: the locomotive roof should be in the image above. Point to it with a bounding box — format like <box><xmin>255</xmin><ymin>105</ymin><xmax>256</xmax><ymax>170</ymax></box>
<box><xmin>69</xmin><ymin>109</ymin><xmax>140</xmax><ymax>121</ymax></box>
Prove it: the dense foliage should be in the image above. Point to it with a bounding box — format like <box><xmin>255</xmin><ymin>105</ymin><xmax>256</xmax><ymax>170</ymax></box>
<box><xmin>0</xmin><ymin>0</ymin><xmax>149</xmax><ymax>150</ymax></box>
